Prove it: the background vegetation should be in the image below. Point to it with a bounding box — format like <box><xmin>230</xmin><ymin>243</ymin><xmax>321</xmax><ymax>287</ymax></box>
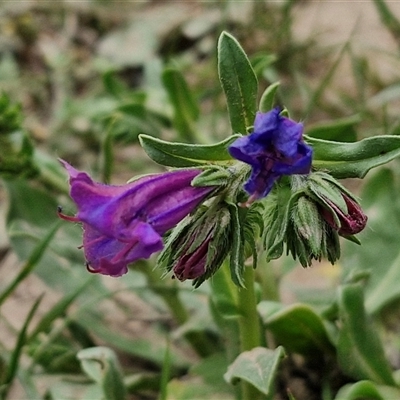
<box><xmin>3</xmin><ymin>1</ymin><xmax>400</xmax><ymax>399</ymax></box>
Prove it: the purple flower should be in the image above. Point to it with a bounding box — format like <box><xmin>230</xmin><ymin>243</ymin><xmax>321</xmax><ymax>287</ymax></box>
<box><xmin>228</xmin><ymin>107</ymin><xmax>312</xmax><ymax>203</ymax></box>
<box><xmin>58</xmin><ymin>160</ymin><xmax>214</xmax><ymax>277</ymax></box>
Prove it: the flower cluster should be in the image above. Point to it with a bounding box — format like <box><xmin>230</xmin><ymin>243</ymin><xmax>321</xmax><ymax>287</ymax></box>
<box><xmin>59</xmin><ymin>106</ymin><xmax>367</xmax><ymax>282</ymax></box>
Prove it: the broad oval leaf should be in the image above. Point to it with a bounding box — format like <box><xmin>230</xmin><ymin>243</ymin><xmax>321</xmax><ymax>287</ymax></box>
<box><xmin>307</xmin><ymin>135</ymin><xmax>400</xmax><ymax>179</ymax></box>
<box><xmin>337</xmin><ymin>283</ymin><xmax>395</xmax><ymax>385</ymax></box>
<box><xmin>218</xmin><ymin>31</ymin><xmax>258</xmax><ymax>134</ymax></box>
<box><xmin>258</xmin><ymin>301</ymin><xmax>335</xmax><ymax>356</ymax></box>
<box><xmin>224</xmin><ymin>346</ymin><xmax>285</xmax><ymax>396</ymax></box>
<box><xmin>139</xmin><ymin>134</ymin><xmax>239</xmax><ymax>167</ymax></box>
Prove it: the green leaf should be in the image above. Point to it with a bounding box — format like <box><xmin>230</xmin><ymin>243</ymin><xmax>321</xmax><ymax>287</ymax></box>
<box><xmin>308</xmin><ymin>135</ymin><xmax>400</xmax><ymax>178</ymax></box>
<box><xmin>224</xmin><ymin>346</ymin><xmax>285</xmax><ymax>396</ymax></box>
<box><xmin>334</xmin><ymin>380</ymin><xmax>400</xmax><ymax>400</ymax></box>
<box><xmin>258</xmin><ymin>301</ymin><xmax>335</xmax><ymax>356</ymax></box>
<box><xmin>259</xmin><ymin>81</ymin><xmax>280</xmax><ymax>113</ymax></box>
<box><xmin>162</xmin><ymin>67</ymin><xmax>199</xmax><ymax>142</ymax></box>
<box><xmin>77</xmin><ymin>347</ymin><xmax>127</xmax><ymax>400</ymax></box>
<box><xmin>29</xmin><ymin>276</ymin><xmax>94</xmax><ymax>341</ymax></box>
<box><xmin>337</xmin><ymin>283</ymin><xmax>395</xmax><ymax>385</ymax></box>
<box><xmin>0</xmin><ymin>221</ymin><xmax>61</xmax><ymax>306</ymax></box>
<box><xmin>139</xmin><ymin>134</ymin><xmax>239</xmax><ymax>167</ymax></box>
<box><xmin>1</xmin><ymin>295</ymin><xmax>43</xmax><ymax>398</ymax></box>
<box><xmin>306</xmin><ymin>114</ymin><xmax>360</xmax><ymax>142</ymax></box>
<box><xmin>342</xmin><ymin>168</ymin><xmax>400</xmax><ymax>314</ymax></box>
<box><xmin>218</xmin><ymin>31</ymin><xmax>258</xmax><ymax>134</ymax></box>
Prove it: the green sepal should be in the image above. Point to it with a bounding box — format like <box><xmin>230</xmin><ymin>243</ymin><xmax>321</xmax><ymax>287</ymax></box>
<box><xmin>259</xmin><ymin>81</ymin><xmax>280</xmax><ymax>112</ymax></box>
<box><xmin>291</xmin><ymin>196</ymin><xmax>323</xmax><ymax>256</ymax></box>
<box><xmin>228</xmin><ymin>204</ymin><xmax>245</xmax><ymax>287</ymax></box>
<box><xmin>191</xmin><ymin>166</ymin><xmax>232</xmax><ymax>187</ymax></box>
<box><xmin>218</xmin><ymin>31</ymin><xmax>258</xmax><ymax>134</ymax></box>
<box><xmin>138</xmin><ymin>134</ymin><xmax>240</xmax><ymax>167</ymax></box>
<box><xmin>308</xmin><ymin>134</ymin><xmax>400</xmax><ymax>179</ymax></box>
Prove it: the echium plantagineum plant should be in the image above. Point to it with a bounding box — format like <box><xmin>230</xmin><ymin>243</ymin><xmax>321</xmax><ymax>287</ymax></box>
<box><xmin>56</xmin><ymin>32</ymin><xmax>400</xmax><ymax>399</ymax></box>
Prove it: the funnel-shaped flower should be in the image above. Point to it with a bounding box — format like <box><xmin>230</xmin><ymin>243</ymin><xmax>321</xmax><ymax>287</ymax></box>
<box><xmin>229</xmin><ymin>107</ymin><xmax>312</xmax><ymax>202</ymax></box>
<box><xmin>58</xmin><ymin>160</ymin><xmax>214</xmax><ymax>277</ymax></box>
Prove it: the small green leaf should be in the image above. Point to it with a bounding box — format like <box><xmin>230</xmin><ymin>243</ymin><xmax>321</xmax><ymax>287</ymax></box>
<box><xmin>308</xmin><ymin>135</ymin><xmax>400</xmax><ymax>179</ymax></box>
<box><xmin>139</xmin><ymin>134</ymin><xmax>239</xmax><ymax>167</ymax></box>
<box><xmin>334</xmin><ymin>380</ymin><xmax>400</xmax><ymax>400</ymax></box>
<box><xmin>162</xmin><ymin>67</ymin><xmax>199</xmax><ymax>142</ymax></box>
<box><xmin>224</xmin><ymin>346</ymin><xmax>285</xmax><ymax>396</ymax></box>
<box><xmin>218</xmin><ymin>31</ymin><xmax>258</xmax><ymax>134</ymax></box>
<box><xmin>258</xmin><ymin>302</ymin><xmax>335</xmax><ymax>356</ymax></box>
<box><xmin>77</xmin><ymin>347</ymin><xmax>127</xmax><ymax>400</ymax></box>
<box><xmin>259</xmin><ymin>81</ymin><xmax>280</xmax><ymax>112</ymax></box>
<box><xmin>337</xmin><ymin>283</ymin><xmax>395</xmax><ymax>385</ymax></box>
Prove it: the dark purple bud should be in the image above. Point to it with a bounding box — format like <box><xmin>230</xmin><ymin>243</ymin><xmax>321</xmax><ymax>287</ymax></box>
<box><xmin>173</xmin><ymin>238</ymin><xmax>210</xmax><ymax>281</ymax></box>
<box><xmin>228</xmin><ymin>107</ymin><xmax>312</xmax><ymax>204</ymax></box>
<box><xmin>321</xmin><ymin>194</ymin><xmax>367</xmax><ymax>236</ymax></box>
<box><xmin>58</xmin><ymin>160</ymin><xmax>214</xmax><ymax>277</ymax></box>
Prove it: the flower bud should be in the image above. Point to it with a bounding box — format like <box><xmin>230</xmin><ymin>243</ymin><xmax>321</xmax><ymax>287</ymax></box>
<box><xmin>263</xmin><ymin>171</ymin><xmax>366</xmax><ymax>267</ymax></box>
<box><xmin>319</xmin><ymin>194</ymin><xmax>367</xmax><ymax>236</ymax></box>
<box><xmin>305</xmin><ymin>172</ymin><xmax>368</xmax><ymax>237</ymax></box>
<box><xmin>158</xmin><ymin>204</ymin><xmax>232</xmax><ymax>287</ymax></box>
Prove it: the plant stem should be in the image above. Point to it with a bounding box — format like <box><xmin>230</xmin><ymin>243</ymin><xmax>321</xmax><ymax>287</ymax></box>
<box><xmin>238</xmin><ymin>265</ymin><xmax>262</xmax><ymax>400</ymax></box>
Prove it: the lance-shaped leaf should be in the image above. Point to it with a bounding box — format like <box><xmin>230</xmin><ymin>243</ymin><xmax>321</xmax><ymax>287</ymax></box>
<box><xmin>259</xmin><ymin>81</ymin><xmax>280</xmax><ymax>113</ymax></box>
<box><xmin>218</xmin><ymin>31</ymin><xmax>258</xmax><ymax>134</ymax></box>
<box><xmin>337</xmin><ymin>283</ymin><xmax>395</xmax><ymax>385</ymax></box>
<box><xmin>139</xmin><ymin>134</ymin><xmax>240</xmax><ymax>167</ymax></box>
<box><xmin>162</xmin><ymin>67</ymin><xmax>199</xmax><ymax>142</ymax></box>
<box><xmin>224</xmin><ymin>346</ymin><xmax>285</xmax><ymax>396</ymax></box>
<box><xmin>307</xmin><ymin>135</ymin><xmax>400</xmax><ymax>179</ymax></box>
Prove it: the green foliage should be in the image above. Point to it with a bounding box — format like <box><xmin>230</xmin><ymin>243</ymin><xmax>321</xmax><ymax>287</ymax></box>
<box><xmin>218</xmin><ymin>31</ymin><xmax>258</xmax><ymax>134</ymax></box>
<box><xmin>309</xmin><ymin>134</ymin><xmax>400</xmax><ymax>178</ymax></box>
<box><xmin>224</xmin><ymin>347</ymin><xmax>285</xmax><ymax>396</ymax></box>
<box><xmin>139</xmin><ymin>134</ymin><xmax>240</xmax><ymax>167</ymax></box>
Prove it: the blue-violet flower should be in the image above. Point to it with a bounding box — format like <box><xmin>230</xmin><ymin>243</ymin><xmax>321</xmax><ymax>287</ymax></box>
<box><xmin>58</xmin><ymin>160</ymin><xmax>214</xmax><ymax>277</ymax></box>
<box><xmin>229</xmin><ymin>107</ymin><xmax>312</xmax><ymax>203</ymax></box>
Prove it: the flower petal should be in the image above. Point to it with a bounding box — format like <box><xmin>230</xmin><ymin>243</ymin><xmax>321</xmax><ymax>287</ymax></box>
<box><xmin>82</xmin><ymin>222</ymin><xmax>163</xmax><ymax>277</ymax></box>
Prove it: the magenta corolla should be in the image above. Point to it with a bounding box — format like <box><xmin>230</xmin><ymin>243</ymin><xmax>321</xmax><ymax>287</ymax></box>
<box><xmin>58</xmin><ymin>160</ymin><xmax>214</xmax><ymax>277</ymax></box>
